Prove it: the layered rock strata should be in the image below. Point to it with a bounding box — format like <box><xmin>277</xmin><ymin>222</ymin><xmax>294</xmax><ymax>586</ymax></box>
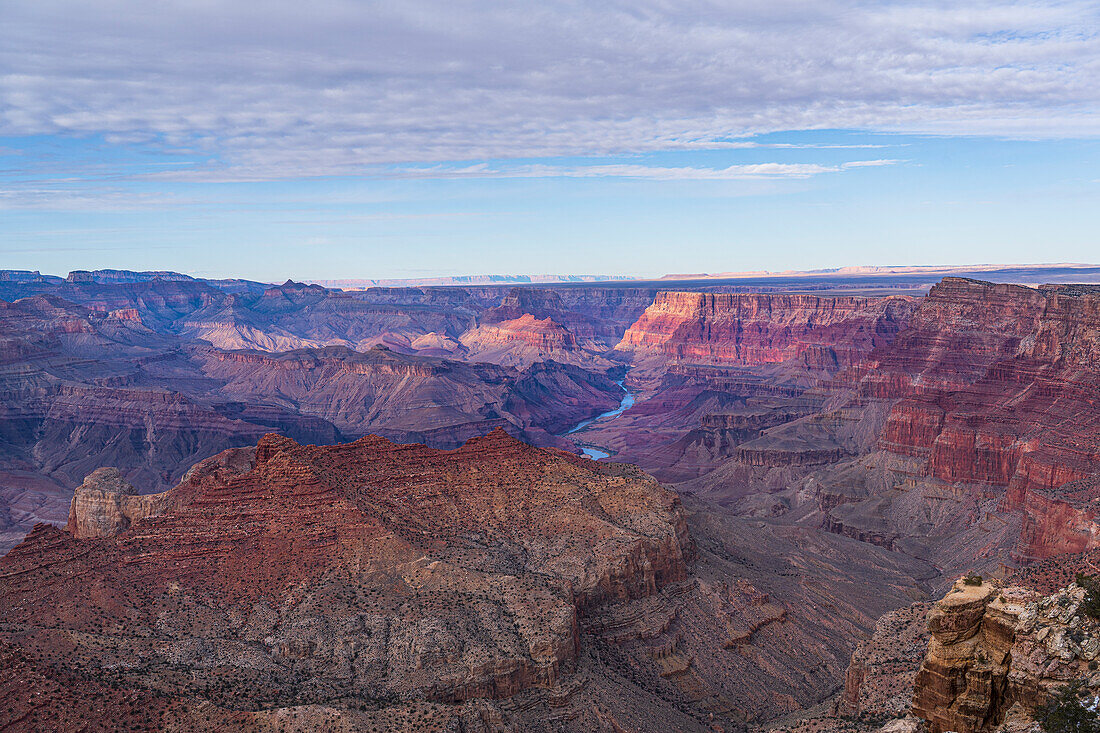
<box><xmin>0</xmin><ymin>429</ymin><xmax>938</xmax><ymax>731</ymax></box>
<box><xmin>617</xmin><ymin>291</ymin><xmax>917</xmax><ymax>370</ymax></box>
<box><xmin>1</xmin><ymin>431</ymin><xmax>698</xmax><ymax>730</ymax></box>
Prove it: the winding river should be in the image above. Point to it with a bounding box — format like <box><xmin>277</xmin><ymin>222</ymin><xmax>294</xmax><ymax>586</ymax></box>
<box><xmin>564</xmin><ymin>378</ymin><xmax>635</xmax><ymax>460</ymax></box>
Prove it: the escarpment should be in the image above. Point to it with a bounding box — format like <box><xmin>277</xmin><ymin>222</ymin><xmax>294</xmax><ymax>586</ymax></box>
<box><xmin>691</xmin><ymin>278</ymin><xmax>1100</xmax><ymax>579</ymax></box>
<box><xmin>584</xmin><ymin>291</ymin><xmax>916</xmax><ymax>477</ymax></box>
<box><xmin>617</xmin><ymin>291</ymin><xmax>917</xmax><ymax>369</ymax></box>
<box><xmin>2</xmin><ymin>427</ymin><xmax>936</xmax><ymax>731</ymax></box>
<box><xmin>845</xmin><ymin>279</ymin><xmax>1100</xmax><ymax>562</ymax></box>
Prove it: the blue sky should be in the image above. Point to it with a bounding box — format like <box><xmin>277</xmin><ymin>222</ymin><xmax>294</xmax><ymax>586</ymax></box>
<box><xmin>2</xmin><ymin>1</ymin><xmax>1099</xmax><ymax>281</ymax></box>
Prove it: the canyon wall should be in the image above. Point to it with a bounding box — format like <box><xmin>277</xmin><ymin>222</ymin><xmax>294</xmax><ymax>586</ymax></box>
<box><xmin>571</xmin><ymin>292</ymin><xmax>914</xmax><ymax>478</ymax></box>
<box><xmin>617</xmin><ymin>291</ymin><xmax>917</xmax><ymax>369</ymax></box>
<box><xmin>849</xmin><ymin>279</ymin><xmax>1100</xmax><ymax>561</ymax></box>
<box><xmin>1</xmin><ymin>430</ymin><xmax>934</xmax><ymax>731</ymax></box>
<box><xmin>0</xmin><ymin>286</ymin><xmax>633</xmax><ymax>553</ymax></box>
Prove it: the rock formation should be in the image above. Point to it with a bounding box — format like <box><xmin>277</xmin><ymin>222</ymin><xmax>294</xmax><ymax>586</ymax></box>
<box><xmin>910</xmin><ymin>576</ymin><xmax>1100</xmax><ymax>732</ymax></box>
<box><xmin>0</xmin><ymin>286</ymin><xmax>636</xmax><ymax>552</ymax></box>
<box><xmin>2</xmin><ymin>431</ymin><xmax>694</xmax><ymax>730</ymax></box>
<box><xmin>3</xmin><ymin>268</ymin><xmax>1100</xmax><ymax>730</ymax></box>
<box><xmin>660</xmin><ymin>278</ymin><xmax>1100</xmax><ymax>583</ymax></box>
<box><xmin>196</xmin><ymin>345</ymin><xmax>623</xmax><ymax>446</ymax></box>
<box><xmin>617</xmin><ymin>291</ymin><xmax>916</xmax><ymax>373</ymax></box>
<box><xmin>67</xmin><ymin>467</ymin><xmax>154</xmax><ymax>538</ymax></box>
<box><xmin>817</xmin><ymin>278</ymin><xmax>1100</xmax><ymax>567</ymax></box>
<box><xmin>459</xmin><ymin>312</ymin><xmax>591</xmax><ymax>368</ymax></box>
<box><xmin>481</xmin><ymin>285</ymin><xmax>659</xmax><ymax>350</ymax></box>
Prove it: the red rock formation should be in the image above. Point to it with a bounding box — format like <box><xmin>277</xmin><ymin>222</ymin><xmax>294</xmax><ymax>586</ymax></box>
<box><xmin>849</xmin><ymin>279</ymin><xmax>1100</xmax><ymax>561</ymax></box>
<box><xmin>0</xmin><ymin>421</ymin><xmax>943</xmax><ymax>731</ymax></box>
<box><xmin>459</xmin><ymin>313</ymin><xmax>588</xmax><ymax>368</ymax></box>
<box><xmin>583</xmin><ymin>292</ymin><xmax>914</xmax><ymax>478</ymax></box>
<box><xmin>0</xmin><ymin>430</ymin><xmax>700</xmax><ymax>730</ymax></box>
<box><xmin>0</xmin><ymin>293</ymin><xmax>625</xmax><ymax>553</ymax></box>
<box><xmin>618</xmin><ymin>291</ymin><xmax>917</xmax><ymax>369</ymax></box>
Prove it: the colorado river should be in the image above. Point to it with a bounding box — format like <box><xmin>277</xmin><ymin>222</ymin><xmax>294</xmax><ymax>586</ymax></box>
<box><xmin>564</xmin><ymin>378</ymin><xmax>635</xmax><ymax>460</ymax></box>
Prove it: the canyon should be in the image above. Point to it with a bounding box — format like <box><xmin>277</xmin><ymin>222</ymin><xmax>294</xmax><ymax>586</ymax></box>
<box><xmin>2</xmin><ymin>265</ymin><xmax>1100</xmax><ymax>730</ymax></box>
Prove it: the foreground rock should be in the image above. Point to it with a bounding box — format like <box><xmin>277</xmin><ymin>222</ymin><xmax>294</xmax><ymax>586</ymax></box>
<box><xmin>911</xmin><ymin>576</ymin><xmax>1100</xmax><ymax>732</ymax></box>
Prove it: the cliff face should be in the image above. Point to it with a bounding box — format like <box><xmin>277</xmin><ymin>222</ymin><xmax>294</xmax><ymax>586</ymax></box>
<box><xmin>0</xmin><ymin>289</ymin><xmax>632</xmax><ymax>553</ymax></box>
<box><xmin>911</xmin><ymin>577</ymin><xmax>1100</xmax><ymax>733</ymax></box>
<box><xmin>571</xmin><ymin>292</ymin><xmax>914</xmax><ymax>478</ymax></box>
<box><xmin>853</xmin><ymin>279</ymin><xmax>1100</xmax><ymax>561</ymax></box>
<box><xmin>483</xmin><ymin>286</ymin><xmax>659</xmax><ymax>348</ymax></box>
<box><xmin>617</xmin><ymin>291</ymin><xmax>917</xmax><ymax>369</ymax></box>
<box><xmin>66</xmin><ymin>467</ymin><xmax>158</xmax><ymax>539</ymax></box>
<box><xmin>836</xmin><ymin>601</ymin><xmax>933</xmax><ymax>720</ymax></box>
<box><xmin>0</xmin><ymin>429</ymin><xmax>939</xmax><ymax>731</ymax></box>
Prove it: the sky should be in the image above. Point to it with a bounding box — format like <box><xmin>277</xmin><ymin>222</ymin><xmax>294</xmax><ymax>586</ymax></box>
<box><xmin>1</xmin><ymin>1</ymin><xmax>1099</xmax><ymax>282</ymax></box>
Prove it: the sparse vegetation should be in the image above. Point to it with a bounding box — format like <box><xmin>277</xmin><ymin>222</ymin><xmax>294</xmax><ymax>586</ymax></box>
<box><xmin>1033</xmin><ymin>680</ymin><xmax>1100</xmax><ymax>733</ymax></box>
<box><xmin>1076</xmin><ymin>573</ymin><xmax>1100</xmax><ymax>620</ymax></box>
<box><xmin>962</xmin><ymin>572</ymin><xmax>983</xmax><ymax>586</ymax></box>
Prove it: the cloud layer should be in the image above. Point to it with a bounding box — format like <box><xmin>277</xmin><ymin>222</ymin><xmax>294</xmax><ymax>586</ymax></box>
<box><xmin>2</xmin><ymin>0</ymin><xmax>1098</xmax><ymax>179</ymax></box>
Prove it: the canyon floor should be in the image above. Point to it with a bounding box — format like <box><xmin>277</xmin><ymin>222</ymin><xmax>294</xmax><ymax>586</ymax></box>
<box><xmin>2</xmin><ymin>265</ymin><xmax>1100</xmax><ymax>731</ymax></box>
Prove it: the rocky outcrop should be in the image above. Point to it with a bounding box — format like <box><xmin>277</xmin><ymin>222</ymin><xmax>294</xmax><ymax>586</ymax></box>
<box><xmin>911</xmin><ymin>577</ymin><xmax>1100</xmax><ymax>733</ymax></box>
<box><xmin>0</xmin><ymin>427</ymin><xmax>944</xmax><ymax>731</ymax></box>
<box><xmin>66</xmin><ymin>468</ymin><xmax>156</xmax><ymax>538</ymax></box>
<box><xmin>837</xmin><ymin>602</ymin><xmax>933</xmax><ymax>718</ymax></box>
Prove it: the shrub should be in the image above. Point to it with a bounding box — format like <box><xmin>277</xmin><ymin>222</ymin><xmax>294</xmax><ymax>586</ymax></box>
<box><xmin>963</xmin><ymin>572</ymin><xmax>984</xmax><ymax>586</ymax></box>
<box><xmin>1033</xmin><ymin>680</ymin><xmax>1100</xmax><ymax>733</ymax></box>
<box><xmin>1077</xmin><ymin>573</ymin><xmax>1100</xmax><ymax>620</ymax></box>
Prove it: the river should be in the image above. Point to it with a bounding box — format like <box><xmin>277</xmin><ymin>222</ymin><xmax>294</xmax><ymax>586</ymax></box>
<box><xmin>564</xmin><ymin>378</ymin><xmax>635</xmax><ymax>460</ymax></box>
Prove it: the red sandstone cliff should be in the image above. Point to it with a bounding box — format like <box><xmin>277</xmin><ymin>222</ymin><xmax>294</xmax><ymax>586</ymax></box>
<box><xmin>617</xmin><ymin>291</ymin><xmax>917</xmax><ymax>370</ymax></box>
<box><xmin>851</xmin><ymin>279</ymin><xmax>1100</xmax><ymax>561</ymax></box>
<box><xmin>459</xmin><ymin>313</ymin><xmax>593</xmax><ymax>368</ymax></box>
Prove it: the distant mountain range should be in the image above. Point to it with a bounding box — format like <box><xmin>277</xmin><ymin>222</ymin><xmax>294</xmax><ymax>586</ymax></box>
<box><xmin>5</xmin><ymin>263</ymin><xmax>1100</xmax><ymax>295</ymax></box>
<box><xmin>308</xmin><ymin>274</ymin><xmax>638</xmax><ymax>288</ymax></box>
<box><xmin>661</xmin><ymin>262</ymin><xmax>1100</xmax><ymax>282</ymax></box>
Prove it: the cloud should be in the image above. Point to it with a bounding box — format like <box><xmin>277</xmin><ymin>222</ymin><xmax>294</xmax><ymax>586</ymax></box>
<box><xmin>0</xmin><ymin>186</ymin><xmax>193</xmax><ymax>211</ymax></box>
<box><xmin>391</xmin><ymin>160</ymin><xmax>905</xmax><ymax>180</ymax></box>
<box><xmin>0</xmin><ymin>1</ymin><xmax>1097</xmax><ymax>179</ymax></box>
